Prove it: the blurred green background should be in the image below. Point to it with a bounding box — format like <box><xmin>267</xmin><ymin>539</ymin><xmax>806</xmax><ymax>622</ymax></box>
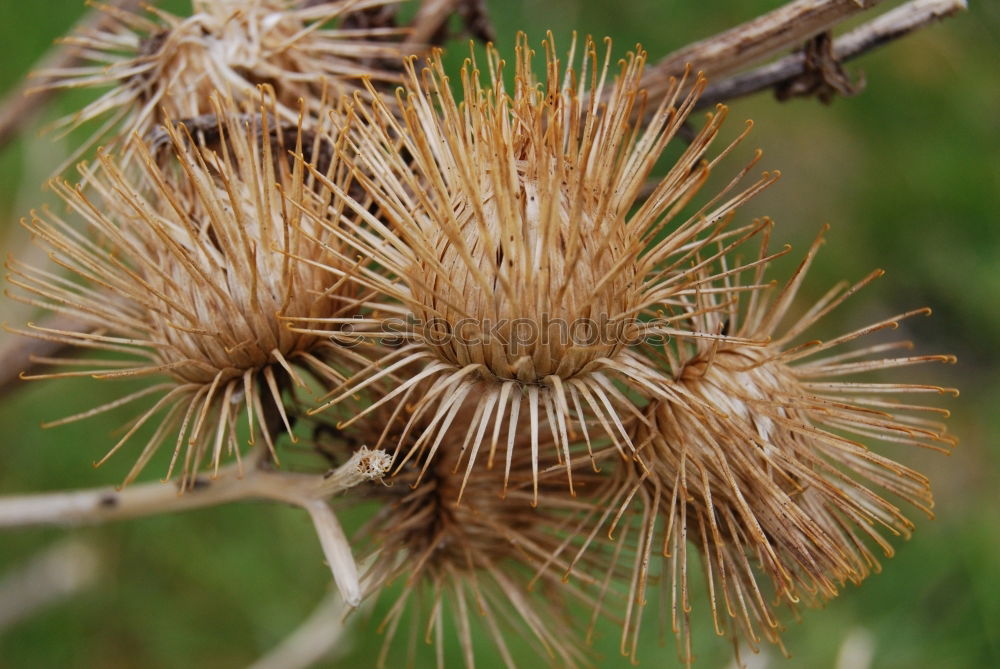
<box><xmin>0</xmin><ymin>0</ymin><xmax>996</xmax><ymax>667</ymax></box>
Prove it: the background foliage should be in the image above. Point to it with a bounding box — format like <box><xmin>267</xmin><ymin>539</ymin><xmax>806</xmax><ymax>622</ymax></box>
<box><xmin>0</xmin><ymin>0</ymin><xmax>997</xmax><ymax>667</ymax></box>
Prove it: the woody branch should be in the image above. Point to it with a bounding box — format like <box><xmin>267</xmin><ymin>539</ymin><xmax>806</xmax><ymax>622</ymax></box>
<box><xmin>0</xmin><ymin>447</ymin><xmax>391</xmax><ymax>606</ymax></box>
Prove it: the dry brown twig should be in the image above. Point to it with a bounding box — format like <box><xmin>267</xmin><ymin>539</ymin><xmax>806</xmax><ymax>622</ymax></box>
<box><xmin>641</xmin><ymin>0</ymin><xmax>890</xmax><ymax>101</ymax></box>
<box><xmin>248</xmin><ymin>590</ymin><xmax>354</xmax><ymax>669</ymax></box>
<box><xmin>0</xmin><ymin>314</ymin><xmax>81</xmax><ymax>400</ymax></box>
<box><xmin>405</xmin><ymin>0</ymin><xmax>460</xmax><ymax>46</ymax></box>
<box><xmin>699</xmin><ymin>0</ymin><xmax>969</xmax><ymax>108</ymax></box>
<box><xmin>405</xmin><ymin>0</ymin><xmax>495</xmax><ymax>47</ymax></box>
<box><xmin>0</xmin><ymin>539</ymin><xmax>99</xmax><ymax>632</ymax></box>
<box><xmin>0</xmin><ymin>446</ymin><xmax>392</xmax><ymax>606</ymax></box>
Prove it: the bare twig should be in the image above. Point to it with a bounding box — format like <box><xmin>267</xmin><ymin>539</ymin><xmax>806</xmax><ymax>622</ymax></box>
<box><xmin>0</xmin><ymin>0</ymin><xmax>143</xmax><ymax>150</ymax></box>
<box><xmin>0</xmin><ymin>447</ymin><xmax>391</xmax><ymax>606</ymax></box>
<box><xmin>453</xmin><ymin>0</ymin><xmax>495</xmax><ymax>43</ymax></box>
<box><xmin>0</xmin><ymin>455</ymin><xmax>374</xmax><ymax>527</ymax></box>
<box><xmin>0</xmin><ymin>447</ymin><xmax>389</xmax><ymax>526</ymax></box>
<box><xmin>0</xmin><ymin>315</ymin><xmax>86</xmax><ymax>401</ymax></box>
<box><xmin>406</xmin><ymin>0</ymin><xmax>460</xmax><ymax>47</ymax></box>
<box><xmin>641</xmin><ymin>0</ymin><xmax>889</xmax><ymax>101</ymax></box>
<box><xmin>0</xmin><ymin>539</ymin><xmax>99</xmax><ymax>631</ymax></box>
<box><xmin>248</xmin><ymin>590</ymin><xmax>353</xmax><ymax>669</ymax></box>
<box><xmin>404</xmin><ymin>0</ymin><xmax>494</xmax><ymax>49</ymax></box>
<box><xmin>723</xmin><ymin>647</ymin><xmax>771</xmax><ymax>669</ymax></box>
<box><xmin>698</xmin><ymin>0</ymin><xmax>968</xmax><ymax>108</ymax></box>
<box><xmin>835</xmin><ymin>628</ymin><xmax>876</xmax><ymax>669</ymax></box>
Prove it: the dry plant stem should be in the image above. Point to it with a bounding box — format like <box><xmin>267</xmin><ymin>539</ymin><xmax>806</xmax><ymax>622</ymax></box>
<box><xmin>697</xmin><ymin>0</ymin><xmax>968</xmax><ymax>108</ymax></box>
<box><xmin>0</xmin><ymin>539</ymin><xmax>99</xmax><ymax>631</ymax></box>
<box><xmin>834</xmin><ymin>629</ymin><xmax>877</xmax><ymax>669</ymax></box>
<box><xmin>0</xmin><ymin>448</ymin><xmax>390</xmax><ymax>606</ymax></box>
<box><xmin>248</xmin><ymin>590</ymin><xmax>352</xmax><ymax>669</ymax></box>
<box><xmin>642</xmin><ymin>0</ymin><xmax>888</xmax><ymax>100</ymax></box>
<box><xmin>0</xmin><ymin>0</ymin><xmax>143</xmax><ymax>149</ymax></box>
<box><xmin>405</xmin><ymin>0</ymin><xmax>459</xmax><ymax>47</ymax></box>
<box><xmin>0</xmin><ymin>314</ymin><xmax>85</xmax><ymax>401</ymax></box>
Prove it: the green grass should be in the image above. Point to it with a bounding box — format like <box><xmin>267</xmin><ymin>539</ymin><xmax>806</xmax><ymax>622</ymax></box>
<box><xmin>1</xmin><ymin>1</ymin><xmax>998</xmax><ymax>667</ymax></box>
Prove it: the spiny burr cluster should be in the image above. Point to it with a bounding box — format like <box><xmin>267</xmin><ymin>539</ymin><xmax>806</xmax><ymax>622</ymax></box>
<box><xmin>7</xmin><ymin>2</ymin><xmax>955</xmax><ymax>666</ymax></box>
<box><xmin>35</xmin><ymin>0</ymin><xmax>406</xmax><ymax>171</ymax></box>
<box><xmin>297</xmin><ymin>35</ymin><xmax>779</xmax><ymax>507</ymax></box>
<box><xmin>9</xmin><ymin>93</ymin><xmax>372</xmax><ymax>488</ymax></box>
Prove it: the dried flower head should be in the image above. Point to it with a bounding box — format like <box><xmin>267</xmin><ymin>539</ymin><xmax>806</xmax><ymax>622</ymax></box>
<box><xmin>35</xmin><ymin>0</ymin><xmax>406</xmax><ymax>169</ymax></box>
<box><xmin>354</xmin><ymin>402</ymin><xmax>611</xmax><ymax>669</ymax></box>
<box><xmin>298</xmin><ymin>34</ymin><xmax>778</xmax><ymax>503</ymax></box>
<box><xmin>609</xmin><ymin>226</ymin><xmax>957</xmax><ymax>661</ymax></box>
<box><xmin>6</xmin><ymin>94</ymin><xmax>368</xmax><ymax>486</ymax></box>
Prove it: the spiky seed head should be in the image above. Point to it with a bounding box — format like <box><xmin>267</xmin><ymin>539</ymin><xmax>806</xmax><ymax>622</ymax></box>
<box><xmin>607</xmin><ymin>226</ymin><xmax>957</xmax><ymax>661</ymax></box>
<box><xmin>34</xmin><ymin>0</ymin><xmax>407</xmax><ymax>170</ymax></box>
<box><xmin>300</xmin><ymin>34</ymin><xmax>779</xmax><ymax>503</ymax></box>
<box><xmin>354</xmin><ymin>402</ymin><xmax>613</xmax><ymax>669</ymax></box>
<box><xmin>7</xmin><ymin>94</ymin><xmax>368</xmax><ymax>486</ymax></box>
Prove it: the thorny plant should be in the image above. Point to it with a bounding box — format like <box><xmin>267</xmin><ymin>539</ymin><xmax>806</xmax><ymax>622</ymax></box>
<box><xmin>0</xmin><ymin>1</ymin><xmax>966</xmax><ymax>667</ymax></box>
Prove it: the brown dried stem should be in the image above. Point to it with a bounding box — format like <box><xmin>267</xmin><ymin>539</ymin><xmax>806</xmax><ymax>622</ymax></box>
<box><xmin>404</xmin><ymin>0</ymin><xmax>494</xmax><ymax>48</ymax></box>
<box><xmin>0</xmin><ymin>447</ymin><xmax>391</xmax><ymax>605</ymax></box>
<box><xmin>248</xmin><ymin>590</ymin><xmax>354</xmax><ymax>669</ymax></box>
<box><xmin>641</xmin><ymin>0</ymin><xmax>889</xmax><ymax>101</ymax></box>
<box><xmin>0</xmin><ymin>447</ymin><xmax>388</xmax><ymax>526</ymax></box>
<box><xmin>697</xmin><ymin>0</ymin><xmax>968</xmax><ymax>108</ymax></box>
<box><xmin>406</xmin><ymin>0</ymin><xmax>460</xmax><ymax>46</ymax></box>
<box><xmin>0</xmin><ymin>539</ymin><xmax>99</xmax><ymax>631</ymax></box>
<box><xmin>0</xmin><ymin>314</ymin><xmax>88</xmax><ymax>401</ymax></box>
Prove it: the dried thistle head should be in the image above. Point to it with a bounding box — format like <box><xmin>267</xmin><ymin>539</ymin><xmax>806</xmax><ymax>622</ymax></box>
<box><xmin>6</xmin><ymin>93</ymin><xmax>369</xmax><ymax>486</ymax></box>
<box><xmin>34</xmin><ymin>0</ymin><xmax>406</xmax><ymax>169</ymax></box>
<box><xmin>353</xmin><ymin>402</ymin><xmax>614</xmax><ymax>669</ymax></box>
<box><xmin>299</xmin><ymin>33</ymin><xmax>778</xmax><ymax>503</ymax></box>
<box><xmin>608</xmin><ymin>225</ymin><xmax>957</xmax><ymax>661</ymax></box>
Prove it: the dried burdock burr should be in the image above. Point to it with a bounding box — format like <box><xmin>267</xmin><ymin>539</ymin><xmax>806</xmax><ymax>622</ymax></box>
<box><xmin>351</xmin><ymin>402</ymin><xmax>615</xmax><ymax>669</ymax></box>
<box><xmin>5</xmin><ymin>93</ymin><xmax>371</xmax><ymax>487</ymax></box>
<box><xmin>0</xmin><ymin>1</ymin><xmax>968</xmax><ymax>666</ymax></box>
<box><xmin>603</xmin><ymin>225</ymin><xmax>957</xmax><ymax>663</ymax></box>
<box><xmin>294</xmin><ymin>33</ymin><xmax>780</xmax><ymax>504</ymax></box>
<box><xmin>33</xmin><ymin>0</ymin><xmax>407</xmax><ymax>170</ymax></box>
